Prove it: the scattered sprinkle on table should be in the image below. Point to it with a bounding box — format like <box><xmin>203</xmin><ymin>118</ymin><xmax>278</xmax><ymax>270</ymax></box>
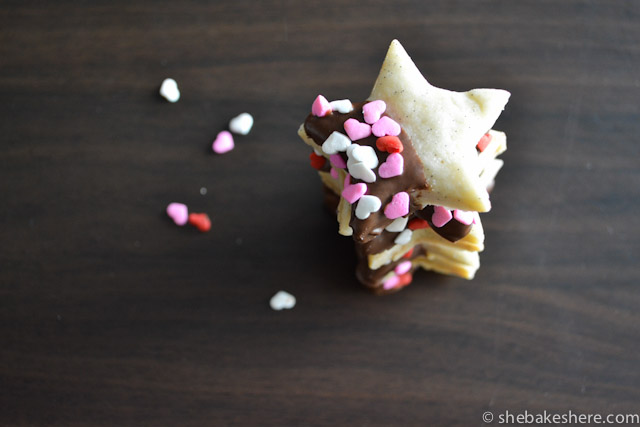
<box><xmin>229</xmin><ymin>112</ymin><xmax>254</xmax><ymax>135</ymax></box>
<box><xmin>270</xmin><ymin>291</ymin><xmax>296</xmax><ymax>311</ymax></box>
<box><xmin>159</xmin><ymin>78</ymin><xmax>180</xmax><ymax>103</ymax></box>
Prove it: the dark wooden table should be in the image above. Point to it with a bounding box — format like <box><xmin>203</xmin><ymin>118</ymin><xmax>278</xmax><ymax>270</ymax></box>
<box><xmin>2</xmin><ymin>1</ymin><xmax>639</xmax><ymax>425</ymax></box>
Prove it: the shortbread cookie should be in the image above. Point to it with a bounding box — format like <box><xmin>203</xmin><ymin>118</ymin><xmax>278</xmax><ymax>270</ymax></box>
<box><xmin>299</xmin><ymin>40</ymin><xmax>510</xmax><ymax>293</ymax></box>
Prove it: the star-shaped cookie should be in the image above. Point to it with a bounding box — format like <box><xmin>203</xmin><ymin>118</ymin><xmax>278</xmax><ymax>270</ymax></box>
<box><xmin>369</xmin><ymin>40</ymin><xmax>510</xmax><ymax>212</ymax></box>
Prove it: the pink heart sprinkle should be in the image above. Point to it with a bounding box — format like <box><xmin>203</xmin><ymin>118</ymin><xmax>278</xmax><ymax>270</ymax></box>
<box><xmin>311</xmin><ymin>95</ymin><xmax>331</xmax><ymax>117</ymax></box>
<box><xmin>330</xmin><ymin>153</ymin><xmax>346</xmax><ymax>169</ymax></box>
<box><xmin>166</xmin><ymin>202</ymin><xmax>188</xmax><ymax>226</ymax></box>
<box><xmin>212</xmin><ymin>130</ymin><xmax>234</xmax><ymax>154</ymax></box>
<box><xmin>363</xmin><ymin>100</ymin><xmax>386</xmax><ymax>124</ymax></box>
<box><xmin>432</xmin><ymin>206</ymin><xmax>453</xmax><ymax>228</ymax></box>
<box><xmin>383</xmin><ymin>275</ymin><xmax>401</xmax><ymax>290</ymax></box>
<box><xmin>384</xmin><ymin>191</ymin><xmax>409</xmax><ymax>219</ymax></box>
<box><xmin>394</xmin><ymin>260</ymin><xmax>412</xmax><ymax>275</ymax></box>
<box><xmin>330</xmin><ymin>167</ymin><xmax>338</xmax><ymax>179</ymax></box>
<box><xmin>344</xmin><ymin>174</ymin><xmax>351</xmax><ymax>188</ymax></box>
<box><xmin>371</xmin><ymin>116</ymin><xmax>401</xmax><ymax>137</ymax></box>
<box><xmin>453</xmin><ymin>209</ymin><xmax>474</xmax><ymax>225</ymax></box>
<box><xmin>378</xmin><ymin>153</ymin><xmax>404</xmax><ymax>178</ymax></box>
<box><xmin>341</xmin><ymin>182</ymin><xmax>367</xmax><ymax>204</ymax></box>
<box><xmin>344</xmin><ymin>118</ymin><xmax>371</xmax><ymax>141</ymax></box>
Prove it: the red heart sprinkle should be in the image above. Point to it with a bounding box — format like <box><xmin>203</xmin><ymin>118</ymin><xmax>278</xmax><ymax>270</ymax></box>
<box><xmin>309</xmin><ymin>152</ymin><xmax>326</xmax><ymax>170</ymax></box>
<box><xmin>188</xmin><ymin>213</ymin><xmax>211</xmax><ymax>232</ymax></box>
<box><xmin>376</xmin><ymin>136</ymin><xmax>403</xmax><ymax>153</ymax></box>
<box><xmin>397</xmin><ymin>273</ymin><xmax>413</xmax><ymax>287</ymax></box>
<box><xmin>476</xmin><ymin>133</ymin><xmax>492</xmax><ymax>152</ymax></box>
<box><xmin>402</xmin><ymin>248</ymin><xmax>414</xmax><ymax>259</ymax></box>
<box><xmin>408</xmin><ymin>218</ymin><xmax>429</xmax><ymax>230</ymax></box>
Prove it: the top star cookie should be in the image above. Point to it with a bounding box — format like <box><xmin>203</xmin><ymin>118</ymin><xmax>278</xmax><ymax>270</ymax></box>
<box><xmin>369</xmin><ymin>40</ymin><xmax>510</xmax><ymax>212</ymax></box>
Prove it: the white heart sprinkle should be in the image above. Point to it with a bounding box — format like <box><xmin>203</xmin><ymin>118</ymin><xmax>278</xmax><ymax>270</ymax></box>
<box><xmin>322</xmin><ymin>131</ymin><xmax>351</xmax><ymax>155</ymax></box>
<box><xmin>347</xmin><ymin>161</ymin><xmax>376</xmax><ymax>183</ymax></box>
<box><xmin>394</xmin><ymin>229</ymin><xmax>413</xmax><ymax>245</ymax></box>
<box><xmin>329</xmin><ymin>99</ymin><xmax>354</xmax><ymax>113</ymax></box>
<box><xmin>314</xmin><ymin>147</ymin><xmax>323</xmax><ymax>156</ymax></box>
<box><xmin>385</xmin><ymin>216</ymin><xmax>408</xmax><ymax>232</ymax></box>
<box><xmin>347</xmin><ymin>144</ymin><xmax>378</xmax><ymax>169</ymax></box>
<box><xmin>270</xmin><ymin>290</ymin><xmax>296</xmax><ymax>311</ymax></box>
<box><xmin>355</xmin><ymin>195</ymin><xmax>381</xmax><ymax>220</ymax></box>
<box><xmin>229</xmin><ymin>112</ymin><xmax>254</xmax><ymax>135</ymax></box>
<box><xmin>159</xmin><ymin>78</ymin><xmax>180</xmax><ymax>103</ymax></box>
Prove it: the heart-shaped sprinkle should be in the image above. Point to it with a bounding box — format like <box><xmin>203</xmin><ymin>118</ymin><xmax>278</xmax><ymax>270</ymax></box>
<box><xmin>382</xmin><ymin>272</ymin><xmax>413</xmax><ymax>291</ymax></box>
<box><xmin>394</xmin><ymin>260</ymin><xmax>412</xmax><ymax>275</ymax></box>
<box><xmin>371</xmin><ymin>116</ymin><xmax>401</xmax><ymax>137</ymax></box>
<box><xmin>363</xmin><ymin>100</ymin><xmax>386</xmax><ymax>124</ymax></box>
<box><xmin>329</xmin><ymin>153</ymin><xmax>346</xmax><ymax>169</ymax></box>
<box><xmin>309</xmin><ymin>152</ymin><xmax>326</xmax><ymax>170</ymax></box>
<box><xmin>476</xmin><ymin>132</ymin><xmax>492</xmax><ymax>152</ymax></box>
<box><xmin>432</xmin><ymin>206</ymin><xmax>453</xmax><ymax>228</ymax></box>
<box><xmin>355</xmin><ymin>195</ymin><xmax>381</xmax><ymax>220</ymax></box>
<box><xmin>384</xmin><ymin>191</ymin><xmax>409</xmax><ymax>219</ymax></box>
<box><xmin>407</xmin><ymin>217</ymin><xmax>429</xmax><ymax>230</ymax></box>
<box><xmin>453</xmin><ymin>209</ymin><xmax>474</xmax><ymax>225</ymax></box>
<box><xmin>159</xmin><ymin>78</ymin><xmax>180</xmax><ymax>103</ymax></box>
<box><xmin>347</xmin><ymin>144</ymin><xmax>378</xmax><ymax>169</ymax></box>
<box><xmin>382</xmin><ymin>275</ymin><xmax>400</xmax><ymax>290</ymax></box>
<box><xmin>376</xmin><ymin>135</ymin><xmax>403</xmax><ymax>153</ymax></box>
<box><xmin>229</xmin><ymin>112</ymin><xmax>254</xmax><ymax>135</ymax></box>
<box><xmin>402</xmin><ymin>248</ymin><xmax>414</xmax><ymax>259</ymax></box>
<box><xmin>397</xmin><ymin>273</ymin><xmax>413</xmax><ymax>287</ymax></box>
<box><xmin>270</xmin><ymin>290</ymin><xmax>296</xmax><ymax>311</ymax></box>
<box><xmin>212</xmin><ymin>130</ymin><xmax>234</xmax><ymax>154</ymax></box>
<box><xmin>188</xmin><ymin>213</ymin><xmax>211</xmax><ymax>232</ymax></box>
<box><xmin>166</xmin><ymin>202</ymin><xmax>188</xmax><ymax>226</ymax></box>
<box><xmin>322</xmin><ymin>131</ymin><xmax>351</xmax><ymax>155</ymax></box>
<box><xmin>347</xmin><ymin>161</ymin><xmax>376</xmax><ymax>183</ymax></box>
<box><xmin>330</xmin><ymin>167</ymin><xmax>338</xmax><ymax>179</ymax></box>
<box><xmin>342</xmin><ymin>181</ymin><xmax>367</xmax><ymax>204</ymax></box>
<box><xmin>385</xmin><ymin>216</ymin><xmax>408</xmax><ymax>232</ymax></box>
<box><xmin>394</xmin><ymin>229</ymin><xmax>413</xmax><ymax>245</ymax></box>
<box><xmin>312</xmin><ymin>95</ymin><xmax>331</xmax><ymax>117</ymax></box>
<box><xmin>329</xmin><ymin>99</ymin><xmax>353</xmax><ymax>113</ymax></box>
<box><xmin>344</xmin><ymin>118</ymin><xmax>372</xmax><ymax>141</ymax></box>
<box><xmin>378</xmin><ymin>152</ymin><xmax>404</xmax><ymax>178</ymax></box>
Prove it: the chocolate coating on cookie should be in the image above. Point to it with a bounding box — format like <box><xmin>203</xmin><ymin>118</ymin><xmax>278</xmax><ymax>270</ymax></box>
<box><xmin>305</xmin><ymin>102</ymin><xmax>428</xmax><ymax>243</ymax></box>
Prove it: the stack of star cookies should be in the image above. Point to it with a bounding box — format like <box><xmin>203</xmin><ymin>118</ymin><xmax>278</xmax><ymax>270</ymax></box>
<box><xmin>299</xmin><ymin>40</ymin><xmax>510</xmax><ymax>294</ymax></box>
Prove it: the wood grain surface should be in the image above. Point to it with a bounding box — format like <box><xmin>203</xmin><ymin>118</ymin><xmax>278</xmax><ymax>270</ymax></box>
<box><xmin>1</xmin><ymin>1</ymin><xmax>639</xmax><ymax>426</ymax></box>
